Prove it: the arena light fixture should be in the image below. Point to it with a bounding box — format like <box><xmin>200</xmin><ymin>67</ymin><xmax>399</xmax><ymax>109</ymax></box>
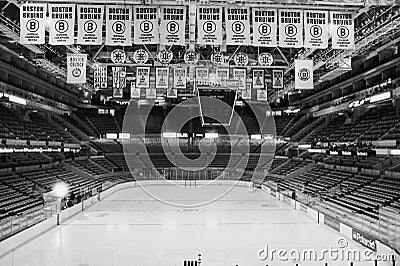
<box><xmin>162</xmin><ymin>132</ymin><xmax>177</xmax><ymax>138</ymax></box>
<box><xmin>205</xmin><ymin>132</ymin><xmax>218</xmax><ymax>139</ymax></box>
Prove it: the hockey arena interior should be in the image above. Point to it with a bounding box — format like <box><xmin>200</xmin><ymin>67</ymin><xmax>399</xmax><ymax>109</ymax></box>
<box><xmin>1</xmin><ymin>1</ymin><xmax>400</xmax><ymax>266</ymax></box>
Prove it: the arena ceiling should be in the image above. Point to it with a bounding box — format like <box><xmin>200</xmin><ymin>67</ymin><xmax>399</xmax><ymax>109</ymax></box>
<box><xmin>0</xmin><ymin>1</ymin><xmax>398</xmax><ymax>106</ymax></box>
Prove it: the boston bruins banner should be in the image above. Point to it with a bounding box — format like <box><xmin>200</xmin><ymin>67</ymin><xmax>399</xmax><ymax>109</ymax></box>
<box><xmin>131</xmin><ymin>82</ymin><xmax>141</xmax><ymax>98</ymax></box>
<box><xmin>197</xmin><ymin>6</ymin><xmax>223</xmax><ymax>45</ymax></box>
<box><xmin>49</xmin><ymin>4</ymin><xmax>75</xmax><ymax>45</ymax></box>
<box><xmin>112</xmin><ymin>66</ymin><xmax>126</xmax><ymax>98</ymax></box>
<box><xmin>330</xmin><ymin>11</ymin><xmax>355</xmax><ymax>50</ymax></box>
<box><xmin>272</xmin><ymin>69</ymin><xmax>284</xmax><ymax>89</ymax></box>
<box><xmin>77</xmin><ymin>5</ymin><xmax>104</xmax><ymax>45</ymax></box>
<box><xmin>67</xmin><ymin>54</ymin><xmax>87</xmax><ymax>84</ymax></box>
<box><xmin>134</xmin><ymin>6</ymin><xmax>159</xmax><ymax>44</ymax></box>
<box><xmin>156</xmin><ymin>67</ymin><xmax>170</xmax><ymax>89</ymax></box>
<box><xmin>252</xmin><ymin>8</ymin><xmax>277</xmax><ymax>47</ymax></box>
<box><xmin>20</xmin><ymin>3</ymin><xmax>46</xmax><ymax>44</ymax></box>
<box><xmin>160</xmin><ymin>6</ymin><xmax>186</xmax><ymax>46</ymax></box>
<box><xmin>136</xmin><ymin>67</ymin><xmax>150</xmax><ymax>88</ymax></box>
<box><xmin>279</xmin><ymin>9</ymin><xmax>303</xmax><ymax>48</ymax></box>
<box><xmin>106</xmin><ymin>5</ymin><xmax>132</xmax><ymax>46</ymax></box>
<box><xmin>295</xmin><ymin>60</ymin><xmax>314</xmax><ymax>90</ymax></box>
<box><xmin>304</xmin><ymin>10</ymin><xmax>328</xmax><ymax>49</ymax></box>
<box><xmin>225</xmin><ymin>7</ymin><xmax>251</xmax><ymax>45</ymax></box>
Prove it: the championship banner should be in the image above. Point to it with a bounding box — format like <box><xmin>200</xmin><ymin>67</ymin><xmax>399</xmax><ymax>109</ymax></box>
<box><xmin>133</xmin><ymin>6</ymin><xmax>159</xmax><ymax>44</ymax></box>
<box><xmin>295</xmin><ymin>60</ymin><xmax>314</xmax><ymax>90</ymax></box>
<box><xmin>112</xmin><ymin>66</ymin><xmax>126</xmax><ymax>98</ymax></box>
<box><xmin>155</xmin><ymin>67</ymin><xmax>170</xmax><ymax>89</ymax></box>
<box><xmin>272</xmin><ymin>69</ymin><xmax>284</xmax><ymax>89</ymax></box>
<box><xmin>196</xmin><ymin>68</ymin><xmax>209</xmax><ymax>85</ymax></box>
<box><xmin>67</xmin><ymin>54</ymin><xmax>87</xmax><ymax>84</ymax></box>
<box><xmin>304</xmin><ymin>10</ymin><xmax>328</xmax><ymax>49</ymax></box>
<box><xmin>20</xmin><ymin>3</ymin><xmax>46</xmax><ymax>44</ymax></box>
<box><xmin>130</xmin><ymin>83</ymin><xmax>141</xmax><ymax>98</ymax></box>
<box><xmin>136</xmin><ymin>67</ymin><xmax>150</xmax><ymax>88</ymax></box>
<box><xmin>173</xmin><ymin>67</ymin><xmax>187</xmax><ymax>89</ymax></box>
<box><xmin>252</xmin><ymin>69</ymin><xmax>265</xmax><ymax>89</ymax></box>
<box><xmin>233</xmin><ymin>69</ymin><xmax>246</xmax><ymax>91</ymax></box>
<box><xmin>330</xmin><ymin>11</ymin><xmax>355</xmax><ymax>50</ymax></box>
<box><xmin>48</xmin><ymin>4</ymin><xmax>75</xmax><ymax>45</ymax></box>
<box><xmin>160</xmin><ymin>6</ymin><xmax>186</xmax><ymax>46</ymax></box>
<box><xmin>77</xmin><ymin>5</ymin><xmax>104</xmax><ymax>45</ymax></box>
<box><xmin>216</xmin><ymin>68</ymin><xmax>229</xmax><ymax>80</ymax></box>
<box><xmin>252</xmin><ymin>8</ymin><xmax>277</xmax><ymax>47</ymax></box>
<box><xmin>197</xmin><ymin>6</ymin><xmax>223</xmax><ymax>45</ymax></box>
<box><xmin>146</xmin><ymin>87</ymin><xmax>157</xmax><ymax>99</ymax></box>
<box><xmin>105</xmin><ymin>5</ymin><xmax>132</xmax><ymax>46</ymax></box>
<box><xmin>278</xmin><ymin>9</ymin><xmax>303</xmax><ymax>48</ymax></box>
<box><xmin>225</xmin><ymin>7</ymin><xmax>251</xmax><ymax>45</ymax></box>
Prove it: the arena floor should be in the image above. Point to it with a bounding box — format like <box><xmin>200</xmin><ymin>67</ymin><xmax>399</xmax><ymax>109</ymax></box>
<box><xmin>0</xmin><ymin>184</ymin><xmax>385</xmax><ymax>266</ymax></box>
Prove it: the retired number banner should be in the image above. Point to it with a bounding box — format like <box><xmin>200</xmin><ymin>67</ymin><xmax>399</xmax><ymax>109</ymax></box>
<box><xmin>77</xmin><ymin>5</ymin><xmax>104</xmax><ymax>45</ymax></box>
<box><xmin>233</xmin><ymin>69</ymin><xmax>247</xmax><ymax>91</ymax></box>
<box><xmin>295</xmin><ymin>60</ymin><xmax>314</xmax><ymax>90</ymax></box>
<box><xmin>20</xmin><ymin>3</ymin><xmax>46</xmax><ymax>44</ymax></box>
<box><xmin>304</xmin><ymin>10</ymin><xmax>328</xmax><ymax>49</ymax></box>
<box><xmin>136</xmin><ymin>67</ymin><xmax>150</xmax><ymax>88</ymax></box>
<box><xmin>160</xmin><ymin>6</ymin><xmax>186</xmax><ymax>46</ymax></box>
<box><xmin>134</xmin><ymin>6</ymin><xmax>159</xmax><ymax>44</ymax></box>
<box><xmin>93</xmin><ymin>65</ymin><xmax>107</xmax><ymax>89</ymax></box>
<box><xmin>112</xmin><ymin>66</ymin><xmax>126</xmax><ymax>98</ymax></box>
<box><xmin>173</xmin><ymin>67</ymin><xmax>187</xmax><ymax>89</ymax></box>
<box><xmin>197</xmin><ymin>6</ymin><xmax>223</xmax><ymax>45</ymax></box>
<box><xmin>67</xmin><ymin>54</ymin><xmax>87</xmax><ymax>84</ymax></box>
<box><xmin>156</xmin><ymin>67</ymin><xmax>170</xmax><ymax>89</ymax></box>
<box><xmin>272</xmin><ymin>70</ymin><xmax>284</xmax><ymax>89</ymax></box>
<box><xmin>106</xmin><ymin>6</ymin><xmax>132</xmax><ymax>46</ymax></box>
<box><xmin>49</xmin><ymin>4</ymin><xmax>75</xmax><ymax>45</ymax></box>
<box><xmin>225</xmin><ymin>7</ymin><xmax>251</xmax><ymax>45</ymax></box>
<box><xmin>279</xmin><ymin>9</ymin><xmax>303</xmax><ymax>48</ymax></box>
<box><xmin>130</xmin><ymin>83</ymin><xmax>141</xmax><ymax>98</ymax></box>
<box><xmin>252</xmin><ymin>9</ymin><xmax>277</xmax><ymax>47</ymax></box>
<box><xmin>196</xmin><ymin>68</ymin><xmax>209</xmax><ymax>85</ymax></box>
<box><xmin>331</xmin><ymin>11</ymin><xmax>355</xmax><ymax>50</ymax></box>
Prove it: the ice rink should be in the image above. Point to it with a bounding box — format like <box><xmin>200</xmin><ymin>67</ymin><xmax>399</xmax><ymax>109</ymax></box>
<box><xmin>0</xmin><ymin>183</ymin><xmax>387</xmax><ymax>266</ymax></box>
